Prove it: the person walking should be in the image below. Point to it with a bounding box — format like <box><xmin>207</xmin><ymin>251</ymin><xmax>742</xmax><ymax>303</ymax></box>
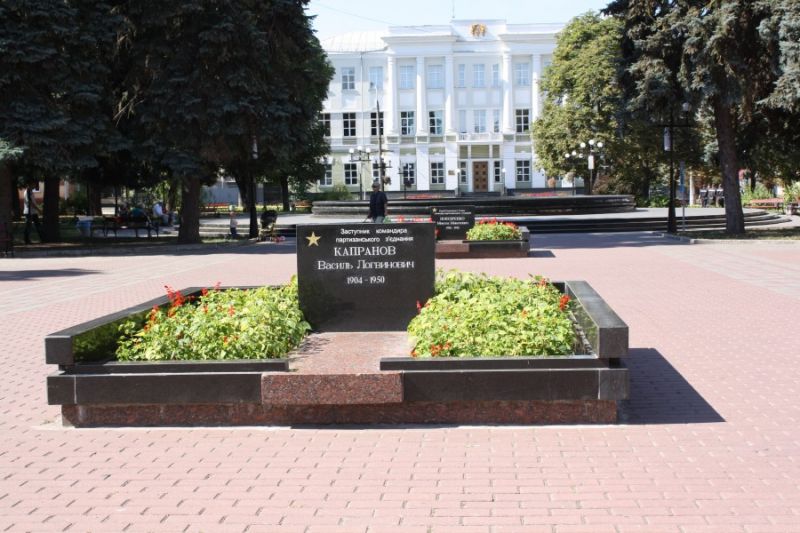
<box><xmin>229</xmin><ymin>210</ymin><xmax>239</xmax><ymax>238</ymax></box>
<box><xmin>367</xmin><ymin>181</ymin><xmax>388</xmax><ymax>223</ymax></box>
<box><xmin>23</xmin><ymin>183</ymin><xmax>43</xmax><ymax>244</ymax></box>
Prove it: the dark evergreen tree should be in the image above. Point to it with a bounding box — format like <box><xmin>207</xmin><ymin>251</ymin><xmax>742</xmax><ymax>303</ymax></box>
<box><xmin>119</xmin><ymin>0</ymin><xmax>332</xmax><ymax>242</ymax></box>
<box><xmin>0</xmin><ymin>1</ymin><xmax>119</xmax><ymax>240</ymax></box>
<box><xmin>606</xmin><ymin>0</ymin><xmax>799</xmax><ymax>234</ymax></box>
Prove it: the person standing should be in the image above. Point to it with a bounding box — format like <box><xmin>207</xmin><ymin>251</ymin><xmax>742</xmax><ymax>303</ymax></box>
<box><xmin>229</xmin><ymin>210</ymin><xmax>239</xmax><ymax>238</ymax></box>
<box><xmin>23</xmin><ymin>183</ymin><xmax>43</xmax><ymax>244</ymax></box>
<box><xmin>367</xmin><ymin>181</ymin><xmax>388</xmax><ymax>223</ymax></box>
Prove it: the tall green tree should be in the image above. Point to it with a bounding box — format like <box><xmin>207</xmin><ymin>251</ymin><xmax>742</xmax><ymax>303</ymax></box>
<box><xmin>533</xmin><ymin>12</ymin><xmax>673</xmax><ymax>201</ymax></box>
<box><xmin>120</xmin><ymin>0</ymin><xmax>332</xmax><ymax>243</ymax></box>
<box><xmin>0</xmin><ymin>1</ymin><xmax>119</xmax><ymax>240</ymax></box>
<box><xmin>606</xmin><ymin>0</ymin><xmax>799</xmax><ymax>234</ymax></box>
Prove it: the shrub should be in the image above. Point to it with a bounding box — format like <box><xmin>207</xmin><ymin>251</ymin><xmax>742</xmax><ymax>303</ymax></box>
<box><xmin>741</xmin><ymin>183</ymin><xmax>773</xmax><ymax>205</ymax></box>
<box><xmin>407</xmin><ymin>271</ymin><xmax>577</xmax><ymax>358</ymax></box>
<box><xmin>783</xmin><ymin>182</ymin><xmax>800</xmax><ymax>204</ymax></box>
<box><xmin>466</xmin><ymin>219</ymin><xmax>522</xmax><ymax>240</ymax></box>
<box><xmin>116</xmin><ymin>279</ymin><xmax>309</xmax><ymax>361</ymax></box>
<box><xmin>317</xmin><ymin>184</ymin><xmax>353</xmax><ymax>201</ymax></box>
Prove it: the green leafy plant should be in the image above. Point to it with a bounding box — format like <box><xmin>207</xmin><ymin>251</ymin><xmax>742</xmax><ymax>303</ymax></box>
<box><xmin>741</xmin><ymin>183</ymin><xmax>773</xmax><ymax>205</ymax></box>
<box><xmin>116</xmin><ymin>279</ymin><xmax>309</xmax><ymax>361</ymax></box>
<box><xmin>466</xmin><ymin>219</ymin><xmax>522</xmax><ymax>240</ymax></box>
<box><xmin>783</xmin><ymin>182</ymin><xmax>800</xmax><ymax>204</ymax></box>
<box><xmin>407</xmin><ymin>271</ymin><xmax>576</xmax><ymax>358</ymax></box>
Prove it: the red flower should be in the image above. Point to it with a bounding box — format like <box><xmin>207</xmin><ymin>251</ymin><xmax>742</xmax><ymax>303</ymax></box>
<box><xmin>559</xmin><ymin>295</ymin><xmax>571</xmax><ymax>311</ymax></box>
<box><xmin>201</xmin><ymin>287</ymin><xmax>208</xmax><ymax>296</ymax></box>
<box><xmin>228</xmin><ymin>305</ymin><xmax>235</xmax><ymax>316</ymax></box>
<box><xmin>416</xmin><ymin>300</ymin><xmax>422</xmax><ymax>312</ymax></box>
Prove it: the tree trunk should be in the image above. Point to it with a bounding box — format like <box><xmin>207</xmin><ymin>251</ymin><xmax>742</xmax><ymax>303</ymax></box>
<box><xmin>0</xmin><ymin>162</ymin><xmax>12</xmax><ymax>225</ymax></box>
<box><xmin>42</xmin><ymin>175</ymin><xmax>61</xmax><ymax>242</ymax></box>
<box><xmin>712</xmin><ymin>97</ymin><xmax>745</xmax><ymax>234</ymax></box>
<box><xmin>280</xmin><ymin>175</ymin><xmax>290</xmax><ymax>212</ymax></box>
<box><xmin>232</xmin><ymin>173</ymin><xmax>249</xmax><ymax>211</ymax></box>
<box><xmin>88</xmin><ymin>181</ymin><xmax>103</xmax><ymax>216</ymax></box>
<box><xmin>247</xmin><ymin>171</ymin><xmax>258</xmax><ymax>238</ymax></box>
<box><xmin>178</xmin><ymin>176</ymin><xmax>202</xmax><ymax>244</ymax></box>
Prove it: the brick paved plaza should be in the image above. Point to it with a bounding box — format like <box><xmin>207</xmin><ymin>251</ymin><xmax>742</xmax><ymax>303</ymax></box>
<box><xmin>1</xmin><ymin>233</ymin><xmax>799</xmax><ymax>532</ymax></box>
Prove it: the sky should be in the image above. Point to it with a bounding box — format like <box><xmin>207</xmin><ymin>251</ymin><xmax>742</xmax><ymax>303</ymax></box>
<box><xmin>308</xmin><ymin>0</ymin><xmax>611</xmax><ymax>41</ymax></box>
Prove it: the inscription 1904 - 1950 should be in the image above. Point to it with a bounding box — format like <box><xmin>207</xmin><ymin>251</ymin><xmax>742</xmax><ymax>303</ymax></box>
<box><xmin>296</xmin><ymin>223</ymin><xmax>435</xmax><ymax>331</ymax></box>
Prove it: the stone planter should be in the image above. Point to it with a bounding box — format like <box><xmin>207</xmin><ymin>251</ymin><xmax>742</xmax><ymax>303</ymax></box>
<box><xmin>45</xmin><ymin>281</ymin><xmax>629</xmax><ymax>427</ymax></box>
<box><xmin>45</xmin><ymin>287</ymin><xmax>289</xmax><ymax>426</ymax></box>
<box><xmin>436</xmin><ymin>227</ymin><xmax>530</xmax><ymax>259</ymax></box>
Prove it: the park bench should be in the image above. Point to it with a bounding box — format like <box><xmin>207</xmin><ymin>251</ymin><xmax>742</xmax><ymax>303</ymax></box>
<box><xmin>200</xmin><ymin>203</ymin><xmax>230</xmax><ymax>217</ymax></box>
<box><xmin>745</xmin><ymin>198</ymin><xmax>783</xmax><ymax>210</ymax></box>
<box><xmin>99</xmin><ymin>215</ymin><xmax>160</xmax><ymax>238</ymax></box>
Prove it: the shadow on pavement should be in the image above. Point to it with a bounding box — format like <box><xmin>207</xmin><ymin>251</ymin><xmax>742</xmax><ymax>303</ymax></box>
<box><xmin>534</xmin><ymin>232</ymin><xmax>688</xmax><ymax>250</ymax></box>
<box><xmin>620</xmin><ymin>347</ymin><xmax>724</xmax><ymax>425</ymax></box>
<box><xmin>0</xmin><ymin>268</ymin><xmax>101</xmax><ymax>281</ymax></box>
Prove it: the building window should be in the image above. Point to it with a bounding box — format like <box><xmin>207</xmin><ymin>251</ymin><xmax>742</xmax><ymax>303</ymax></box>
<box><xmin>492</xmin><ymin>64</ymin><xmax>500</xmax><ymax>87</ymax></box>
<box><xmin>344</xmin><ymin>163</ymin><xmax>359</xmax><ymax>185</ymax></box>
<box><xmin>400</xmin><ymin>111</ymin><xmax>415</xmax><ymax>136</ymax></box>
<box><xmin>429</xmin><ymin>110</ymin><xmax>443</xmax><ymax>135</ymax></box>
<box><xmin>515</xmin><ymin>109</ymin><xmax>530</xmax><ymax>133</ymax></box>
<box><xmin>322</xmin><ymin>164</ymin><xmax>333</xmax><ymax>186</ymax></box>
<box><xmin>516</xmin><ymin>160</ymin><xmax>531</xmax><ymax>182</ymax></box>
<box><xmin>473</xmin><ymin>64</ymin><xmax>485</xmax><ymax>88</ymax></box>
<box><xmin>494</xmin><ymin>161</ymin><xmax>502</xmax><ymax>183</ymax></box>
<box><xmin>458</xmin><ymin>110</ymin><xmax>467</xmax><ymax>134</ymax></box>
<box><xmin>459</xmin><ymin>161</ymin><xmax>467</xmax><ymax>184</ymax></box>
<box><xmin>402</xmin><ymin>162</ymin><xmax>416</xmax><ymax>185</ymax></box>
<box><xmin>514</xmin><ymin>62</ymin><xmax>530</xmax><ymax>86</ymax></box>
<box><xmin>492</xmin><ymin>109</ymin><xmax>500</xmax><ymax>133</ymax></box>
<box><xmin>320</xmin><ymin>113</ymin><xmax>330</xmax><ymax>136</ymax></box>
<box><xmin>370</xmin><ymin>112</ymin><xmax>384</xmax><ymax>136</ymax></box>
<box><xmin>427</xmin><ymin>65</ymin><xmax>444</xmax><ymax>89</ymax></box>
<box><xmin>343</xmin><ymin>112</ymin><xmax>356</xmax><ymax>137</ymax></box>
<box><xmin>399</xmin><ymin>65</ymin><xmax>415</xmax><ymax>89</ymax></box>
<box><xmin>368</xmin><ymin>66</ymin><xmax>383</xmax><ymax>90</ymax></box>
<box><xmin>341</xmin><ymin>67</ymin><xmax>355</xmax><ymax>90</ymax></box>
<box><xmin>457</xmin><ymin>64</ymin><xmax>466</xmax><ymax>87</ymax></box>
<box><xmin>372</xmin><ymin>162</ymin><xmax>381</xmax><ymax>181</ymax></box>
<box><xmin>430</xmin><ymin>162</ymin><xmax>445</xmax><ymax>185</ymax></box>
<box><xmin>473</xmin><ymin>110</ymin><xmax>487</xmax><ymax>133</ymax></box>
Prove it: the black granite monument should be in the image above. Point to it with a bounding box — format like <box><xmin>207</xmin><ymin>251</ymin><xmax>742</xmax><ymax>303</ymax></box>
<box><xmin>431</xmin><ymin>206</ymin><xmax>475</xmax><ymax>240</ymax></box>
<box><xmin>296</xmin><ymin>223</ymin><xmax>435</xmax><ymax>331</ymax></box>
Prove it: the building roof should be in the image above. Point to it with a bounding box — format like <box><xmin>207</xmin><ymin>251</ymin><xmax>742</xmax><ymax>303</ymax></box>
<box><xmin>320</xmin><ymin>30</ymin><xmax>387</xmax><ymax>53</ymax></box>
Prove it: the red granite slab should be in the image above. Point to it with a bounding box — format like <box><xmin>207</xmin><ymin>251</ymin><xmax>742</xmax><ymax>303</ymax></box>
<box><xmin>62</xmin><ymin>400</ymin><xmax>617</xmax><ymax>427</ymax></box>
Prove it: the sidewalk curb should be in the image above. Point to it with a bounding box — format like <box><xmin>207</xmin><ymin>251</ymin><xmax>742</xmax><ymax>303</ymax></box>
<box><xmin>8</xmin><ymin>238</ymin><xmax>262</xmax><ymax>258</ymax></box>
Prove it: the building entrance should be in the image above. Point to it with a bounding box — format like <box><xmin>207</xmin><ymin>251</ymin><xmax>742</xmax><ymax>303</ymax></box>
<box><xmin>472</xmin><ymin>162</ymin><xmax>488</xmax><ymax>192</ymax></box>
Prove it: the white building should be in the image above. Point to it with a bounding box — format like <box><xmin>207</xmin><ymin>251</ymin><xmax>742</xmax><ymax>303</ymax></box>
<box><xmin>317</xmin><ymin>20</ymin><xmax>560</xmax><ymax>196</ymax></box>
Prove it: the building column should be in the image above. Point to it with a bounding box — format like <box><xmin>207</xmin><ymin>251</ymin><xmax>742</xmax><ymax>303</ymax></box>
<box><xmin>385</xmin><ymin>55</ymin><xmax>397</xmax><ymax>135</ymax></box>
<box><xmin>532</xmin><ymin>54</ymin><xmax>542</xmax><ymax>121</ymax></box>
<box><xmin>444</xmin><ymin>55</ymin><xmax>455</xmax><ymax>133</ymax></box>
<box><xmin>501</xmin><ymin>52</ymin><xmax>513</xmax><ymax>134</ymax></box>
<box><xmin>416</xmin><ymin>56</ymin><xmax>427</xmax><ymax>136</ymax></box>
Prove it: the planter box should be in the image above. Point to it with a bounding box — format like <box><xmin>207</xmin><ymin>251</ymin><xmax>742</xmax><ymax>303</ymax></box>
<box><xmin>45</xmin><ymin>287</ymin><xmax>289</xmax><ymax>425</ymax></box>
<box><xmin>46</xmin><ymin>281</ymin><xmax>629</xmax><ymax>427</ymax></box>
<box><xmin>436</xmin><ymin>227</ymin><xmax>530</xmax><ymax>259</ymax></box>
<box><xmin>378</xmin><ymin>280</ymin><xmax>628</xmax><ymax>418</ymax></box>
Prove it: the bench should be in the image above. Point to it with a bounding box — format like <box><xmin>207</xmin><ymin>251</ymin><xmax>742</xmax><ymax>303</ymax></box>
<box><xmin>200</xmin><ymin>203</ymin><xmax>231</xmax><ymax>218</ymax></box>
<box><xmin>99</xmin><ymin>216</ymin><xmax>160</xmax><ymax>238</ymax></box>
<box><xmin>745</xmin><ymin>198</ymin><xmax>783</xmax><ymax>210</ymax></box>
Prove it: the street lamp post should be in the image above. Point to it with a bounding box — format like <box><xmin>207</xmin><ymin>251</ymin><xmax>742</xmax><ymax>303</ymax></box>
<box><xmin>349</xmin><ymin>146</ymin><xmax>371</xmax><ymax>200</ymax></box>
<box><xmin>661</xmin><ymin>102</ymin><xmax>692</xmax><ymax>234</ymax></box>
<box><xmin>565</xmin><ymin>140</ymin><xmax>604</xmax><ymax>195</ymax></box>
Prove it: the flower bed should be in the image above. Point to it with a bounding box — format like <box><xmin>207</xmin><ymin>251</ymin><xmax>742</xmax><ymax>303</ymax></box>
<box><xmin>466</xmin><ymin>218</ymin><xmax>522</xmax><ymax>240</ymax></box>
<box><xmin>408</xmin><ymin>271</ymin><xmax>577</xmax><ymax>357</ymax></box>
<box><xmin>45</xmin><ymin>273</ymin><xmax>629</xmax><ymax>426</ymax></box>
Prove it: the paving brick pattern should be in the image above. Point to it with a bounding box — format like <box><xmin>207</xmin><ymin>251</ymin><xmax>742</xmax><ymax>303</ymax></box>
<box><xmin>1</xmin><ymin>234</ymin><xmax>799</xmax><ymax>532</ymax></box>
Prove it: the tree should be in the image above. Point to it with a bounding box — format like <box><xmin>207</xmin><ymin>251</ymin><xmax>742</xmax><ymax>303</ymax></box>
<box><xmin>532</xmin><ymin>12</ymin><xmax>669</xmax><ymax>202</ymax></box>
<box><xmin>120</xmin><ymin>0</ymin><xmax>332</xmax><ymax>243</ymax></box>
<box><xmin>606</xmin><ymin>0</ymin><xmax>799</xmax><ymax>234</ymax></box>
<box><xmin>0</xmin><ymin>1</ymin><xmax>119</xmax><ymax>240</ymax></box>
